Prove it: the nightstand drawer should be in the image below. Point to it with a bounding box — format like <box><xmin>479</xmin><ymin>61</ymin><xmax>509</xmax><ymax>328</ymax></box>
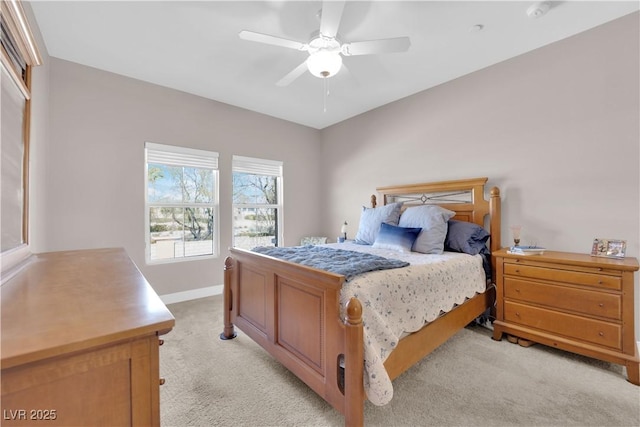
<box><xmin>504</xmin><ymin>301</ymin><xmax>622</xmax><ymax>350</ymax></box>
<box><xmin>504</xmin><ymin>263</ymin><xmax>621</xmax><ymax>291</ymax></box>
<box><xmin>504</xmin><ymin>278</ymin><xmax>622</xmax><ymax>320</ymax></box>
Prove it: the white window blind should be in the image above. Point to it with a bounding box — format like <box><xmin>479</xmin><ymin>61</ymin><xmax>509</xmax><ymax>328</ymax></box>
<box><xmin>146</xmin><ymin>142</ymin><xmax>218</xmax><ymax>169</ymax></box>
<box><xmin>1</xmin><ymin>65</ymin><xmax>26</xmax><ymax>252</ymax></box>
<box><xmin>233</xmin><ymin>155</ymin><xmax>282</xmax><ymax>176</ymax></box>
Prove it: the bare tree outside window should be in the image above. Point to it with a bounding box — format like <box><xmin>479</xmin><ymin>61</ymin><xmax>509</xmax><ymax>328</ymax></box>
<box><xmin>232</xmin><ymin>157</ymin><xmax>283</xmax><ymax>250</ymax></box>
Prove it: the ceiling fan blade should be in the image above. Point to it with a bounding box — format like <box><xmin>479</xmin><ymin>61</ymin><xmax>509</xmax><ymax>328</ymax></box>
<box><xmin>239</xmin><ymin>30</ymin><xmax>308</xmax><ymax>51</ymax></box>
<box><xmin>342</xmin><ymin>37</ymin><xmax>411</xmax><ymax>56</ymax></box>
<box><xmin>276</xmin><ymin>61</ymin><xmax>309</xmax><ymax>87</ymax></box>
<box><xmin>319</xmin><ymin>0</ymin><xmax>346</xmax><ymax>38</ymax></box>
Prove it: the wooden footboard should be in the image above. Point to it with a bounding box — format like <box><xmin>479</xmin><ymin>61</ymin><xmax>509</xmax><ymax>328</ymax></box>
<box><xmin>221</xmin><ymin>248</ymin><xmax>365</xmax><ymax>426</ymax></box>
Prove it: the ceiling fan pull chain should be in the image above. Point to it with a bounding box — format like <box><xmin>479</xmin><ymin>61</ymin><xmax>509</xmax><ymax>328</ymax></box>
<box><xmin>323</xmin><ymin>76</ymin><xmax>328</xmax><ymax>113</ymax></box>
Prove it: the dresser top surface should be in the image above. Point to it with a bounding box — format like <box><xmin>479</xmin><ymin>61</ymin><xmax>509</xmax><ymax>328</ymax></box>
<box><xmin>493</xmin><ymin>248</ymin><xmax>639</xmax><ymax>271</ymax></box>
<box><xmin>1</xmin><ymin>248</ymin><xmax>175</xmax><ymax>369</ymax></box>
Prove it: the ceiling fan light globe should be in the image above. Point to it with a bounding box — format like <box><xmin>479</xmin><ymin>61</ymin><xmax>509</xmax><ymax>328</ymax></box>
<box><xmin>306</xmin><ymin>51</ymin><xmax>342</xmax><ymax>78</ymax></box>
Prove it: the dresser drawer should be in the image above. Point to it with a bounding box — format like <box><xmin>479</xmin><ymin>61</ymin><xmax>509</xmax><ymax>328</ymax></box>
<box><xmin>503</xmin><ymin>263</ymin><xmax>621</xmax><ymax>291</ymax></box>
<box><xmin>504</xmin><ymin>278</ymin><xmax>622</xmax><ymax>320</ymax></box>
<box><xmin>504</xmin><ymin>301</ymin><xmax>622</xmax><ymax>350</ymax></box>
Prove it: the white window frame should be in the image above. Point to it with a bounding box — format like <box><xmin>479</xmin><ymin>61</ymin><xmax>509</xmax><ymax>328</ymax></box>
<box><xmin>145</xmin><ymin>142</ymin><xmax>219</xmax><ymax>264</ymax></box>
<box><xmin>232</xmin><ymin>155</ymin><xmax>283</xmax><ymax>249</ymax></box>
<box><xmin>0</xmin><ymin>0</ymin><xmax>42</xmax><ymax>278</ymax></box>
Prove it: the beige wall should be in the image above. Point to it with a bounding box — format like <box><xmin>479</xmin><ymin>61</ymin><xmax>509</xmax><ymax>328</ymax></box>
<box><xmin>320</xmin><ymin>13</ymin><xmax>639</xmax><ymax>329</ymax></box>
<box><xmin>40</xmin><ymin>58</ymin><xmax>322</xmax><ymax>295</ymax></box>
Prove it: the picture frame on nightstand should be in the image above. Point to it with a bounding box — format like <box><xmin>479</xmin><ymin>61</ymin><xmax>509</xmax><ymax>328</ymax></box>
<box><xmin>591</xmin><ymin>238</ymin><xmax>626</xmax><ymax>258</ymax></box>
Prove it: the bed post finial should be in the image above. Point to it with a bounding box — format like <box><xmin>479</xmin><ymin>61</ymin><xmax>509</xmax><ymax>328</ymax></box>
<box><xmin>346</xmin><ymin>297</ymin><xmax>363</xmax><ymax>326</ymax></box>
<box><xmin>371</xmin><ymin>194</ymin><xmax>377</xmax><ymax>208</ymax></box>
<box><xmin>220</xmin><ymin>256</ymin><xmax>237</xmax><ymax>340</ymax></box>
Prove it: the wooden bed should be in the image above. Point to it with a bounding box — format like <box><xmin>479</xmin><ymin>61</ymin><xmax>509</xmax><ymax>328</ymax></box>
<box><xmin>221</xmin><ymin>177</ymin><xmax>501</xmax><ymax>426</ymax></box>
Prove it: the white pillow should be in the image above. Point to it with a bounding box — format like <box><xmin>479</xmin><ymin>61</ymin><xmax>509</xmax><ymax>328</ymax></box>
<box><xmin>398</xmin><ymin>205</ymin><xmax>456</xmax><ymax>254</ymax></box>
<box><xmin>353</xmin><ymin>202</ymin><xmax>403</xmax><ymax>245</ymax></box>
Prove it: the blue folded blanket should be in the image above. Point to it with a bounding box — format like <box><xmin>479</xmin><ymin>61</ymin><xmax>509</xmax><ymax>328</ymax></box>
<box><xmin>251</xmin><ymin>245</ymin><xmax>409</xmax><ymax>281</ymax></box>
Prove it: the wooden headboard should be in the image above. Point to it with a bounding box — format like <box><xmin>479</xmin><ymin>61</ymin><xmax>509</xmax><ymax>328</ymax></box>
<box><xmin>372</xmin><ymin>177</ymin><xmax>501</xmax><ymax>253</ymax></box>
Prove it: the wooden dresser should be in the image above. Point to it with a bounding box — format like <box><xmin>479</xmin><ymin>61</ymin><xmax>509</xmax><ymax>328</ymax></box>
<box><xmin>1</xmin><ymin>248</ymin><xmax>175</xmax><ymax>426</ymax></box>
<box><xmin>492</xmin><ymin>248</ymin><xmax>639</xmax><ymax>384</ymax></box>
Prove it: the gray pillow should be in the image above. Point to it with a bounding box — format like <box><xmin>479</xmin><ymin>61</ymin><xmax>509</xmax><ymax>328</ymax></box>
<box><xmin>444</xmin><ymin>219</ymin><xmax>490</xmax><ymax>255</ymax></box>
<box><xmin>398</xmin><ymin>205</ymin><xmax>455</xmax><ymax>254</ymax></box>
<box><xmin>354</xmin><ymin>202</ymin><xmax>403</xmax><ymax>245</ymax></box>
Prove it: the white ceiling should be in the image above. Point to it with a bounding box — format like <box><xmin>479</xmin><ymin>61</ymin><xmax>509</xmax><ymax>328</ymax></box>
<box><xmin>30</xmin><ymin>1</ymin><xmax>639</xmax><ymax>129</ymax></box>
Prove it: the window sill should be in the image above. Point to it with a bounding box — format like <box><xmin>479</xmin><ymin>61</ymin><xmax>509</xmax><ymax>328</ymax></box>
<box><xmin>145</xmin><ymin>254</ymin><xmax>218</xmax><ymax>266</ymax></box>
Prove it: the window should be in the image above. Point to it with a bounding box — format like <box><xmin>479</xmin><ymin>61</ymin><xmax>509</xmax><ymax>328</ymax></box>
<box><xmin>0</xmin><ymin>0</ymin><xmax>42</xmax><ymax>272</ymax></box>
<box><xmin>1</xmin><ymin>64</ymin><xmax>26</xmax><ymax>253</ymax></box>
<box><xmin>232</xmin><ymin>156</ymin><xmax>283</xmax><ymax>250</ymax></box>
<box><xmin>145</xmin><ymin>142</ymin><xmax>219</xmax><ymax>262</ymax></box>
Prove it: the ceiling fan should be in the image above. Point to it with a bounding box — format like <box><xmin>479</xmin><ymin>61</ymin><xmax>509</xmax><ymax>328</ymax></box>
<box><xmin>239</xmin><ymin>1</ymin><xmax>411</xmax><ymax>87</ymax></box>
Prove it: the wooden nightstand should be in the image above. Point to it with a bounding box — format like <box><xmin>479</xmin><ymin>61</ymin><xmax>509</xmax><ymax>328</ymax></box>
<box><xmin>492</xmin><ymin>248</ymin><xmax>640</xmax><ymax>385</ymax></box>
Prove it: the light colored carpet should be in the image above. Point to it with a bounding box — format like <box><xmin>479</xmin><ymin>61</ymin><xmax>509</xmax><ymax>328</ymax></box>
<box><xmin>160</xmin><ymin>295</ymin><xmax>640</xmax><ymax>427</ymax></box>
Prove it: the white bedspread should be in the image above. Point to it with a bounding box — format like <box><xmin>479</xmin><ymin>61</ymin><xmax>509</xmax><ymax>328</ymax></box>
<box><xmin>327</xmin><ymin>242</ymin><xmax>487</xmax><ymax>406</ymax></box>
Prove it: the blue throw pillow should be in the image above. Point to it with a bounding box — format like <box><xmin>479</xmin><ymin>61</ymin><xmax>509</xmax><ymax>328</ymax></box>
<box><xmin>444</xmin><ymin>220</ymin><xmax>490</xmax><ymax>255</ymax></box>
<box><xmin>372</xmin><ymin>223</ymin><xmax>422</xmax><ymax>253</ymax></box>
<box><xmin>353</xmin><ymin>202</ymin><xmax>403</xmax><ymax>245</ymax></box>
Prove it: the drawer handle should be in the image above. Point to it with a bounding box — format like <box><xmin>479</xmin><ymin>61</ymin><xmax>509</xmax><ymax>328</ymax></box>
<box><xmin>515</xmin><ymin>269</ymin><xmax>520</xmax><ymax>274</ymax></box>
<box><xmin>515</xmin><ymin>312</ymin><xmax>521</xmax><ymax>317</ymax></box>
<box><xmin>598</xmin><ymin>303</ymin><xmax>604</xmax><ymax>308</ymax></box>
<box><xmin>598</xmin><ymin>280</ymin><xmax>603</xmax><ymax>285</ymax></box>
<box><xmin>598</xmin><ymin>332</ymin><xmax>604</xmax><ymax>337</ymax></box>
<box><xmin>515</xmin><ymin>288</ymin><xmax>521</xmax><ymax>293</ymax></box>
<box><xmin>160</xmin><ymin>378</ymin><xmax>166</xmax><ymax>386</ymax></box>
<box><xmin>159</xmin><ymin>339</ymin><xmax>165</xmax><ymax>346</ymax></box>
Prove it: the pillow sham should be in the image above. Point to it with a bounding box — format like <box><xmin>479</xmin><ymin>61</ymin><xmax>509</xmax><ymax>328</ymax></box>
<box><xmin>372</xmin><ymin>223</ymin><xmax>422</xmax><ymax>253</ymax></box>
<box><xmin>398</xmin><ymin>205</ymin><xmax>456</xmax><ymax>254</ymax></box>
<box><xmin>354</xmin><ymin>202</ymin><xmax>403</xmax><ymax>245</ymax></box>
<box><xmin>444</xmin><ymin>219</ymin><xmax>490</xmax><ymax>255</ymax></box>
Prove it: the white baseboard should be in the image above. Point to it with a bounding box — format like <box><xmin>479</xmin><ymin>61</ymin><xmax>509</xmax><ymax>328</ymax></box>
<box><xmin>160</xmin><ymin>285</ymin><xmax>223</xmax><ymax>305</ymax></box>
